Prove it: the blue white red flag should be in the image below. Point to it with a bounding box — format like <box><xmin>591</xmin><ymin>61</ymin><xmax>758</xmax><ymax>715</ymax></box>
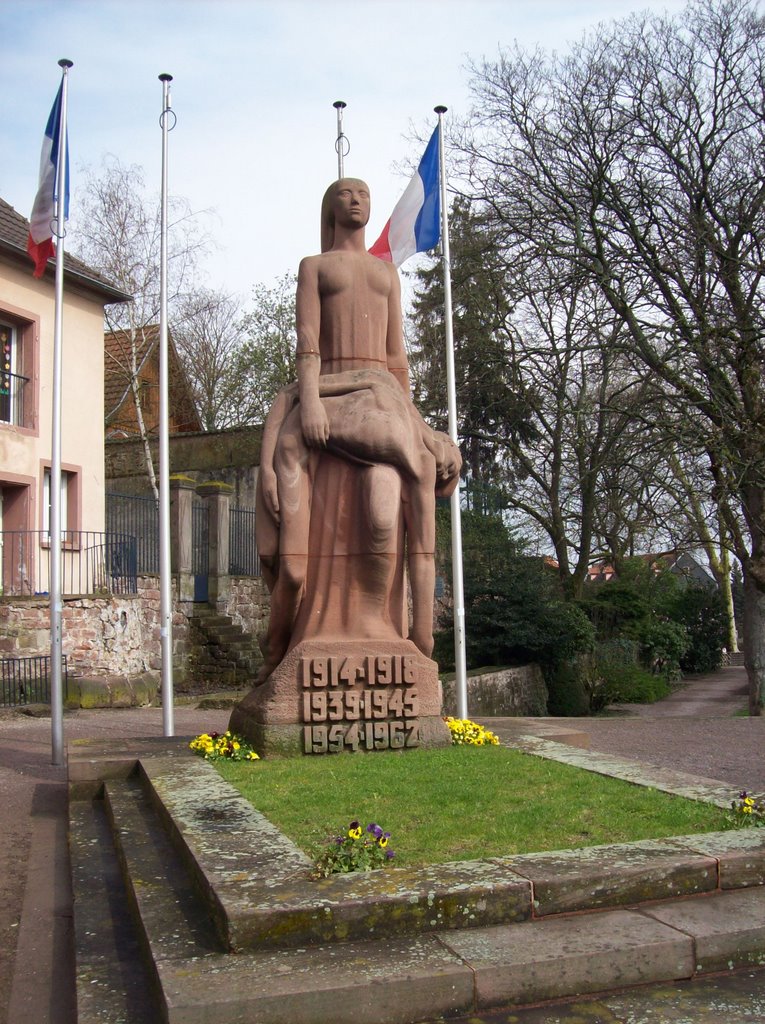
<box><xmin>28</xmin><ymin>81</ymin><xmax>69</xmax><ymax>278</ymax></box>
<box><xmin>370</xmin><ymin>125</ymin><xmax>440</xmax><ymax>267</ymax></box>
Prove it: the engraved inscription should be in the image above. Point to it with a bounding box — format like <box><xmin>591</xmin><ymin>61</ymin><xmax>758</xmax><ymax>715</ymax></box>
<box><xmin>302</xmin><ymin>655</ymin><xmax>417</xmax><ymax>688</ymax></box>
<box><xmin>303</xmin><ymin>721</ymin><xmax>421</xmax><ymax>754</ymax></box>
<box><xmin>301</xmin><ymin>655</ymin><xmax>420</xmax><ymax>754</ymax></box>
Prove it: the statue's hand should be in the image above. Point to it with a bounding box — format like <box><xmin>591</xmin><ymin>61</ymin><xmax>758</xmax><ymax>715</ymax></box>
<box><xmin>260</xmin><ymin>468</ymin><xmax>280</xmax><ymax>524</ymax></box>
<box><xmin>300</xmin><ymin>399</ymin><xmax>330</xmax><ymax>448</ymax></box>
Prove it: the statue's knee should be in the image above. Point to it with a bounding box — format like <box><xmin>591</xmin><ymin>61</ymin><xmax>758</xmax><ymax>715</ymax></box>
<box><xmin>365</xmin><ymin>466</ymin><xmax>401</xmax><ymax>544</ymax></box>
<box><xmin>275</xmin><ymin>428</ymin><xmax>306</xmax><ymax>469</ymax></box>
<box><xmin>280</xmin><ymin>555</ymin><xmax>307</xmax><ymax>592</ymax></box>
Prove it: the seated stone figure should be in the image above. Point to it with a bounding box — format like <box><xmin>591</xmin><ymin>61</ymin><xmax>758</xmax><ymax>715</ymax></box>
<box><xmin>255</xmin><ymin>177</ymin><xmax>461</xmax><ymax>681</ymax></box>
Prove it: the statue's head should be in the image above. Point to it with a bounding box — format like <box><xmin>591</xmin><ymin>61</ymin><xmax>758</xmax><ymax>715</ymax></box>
<box><xmin>321</xmin><ymin>177</ymin><xmax>370</xmax><ymax>252</ymax></box>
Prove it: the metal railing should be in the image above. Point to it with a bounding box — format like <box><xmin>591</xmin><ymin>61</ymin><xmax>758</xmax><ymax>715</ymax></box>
<box><xmin>0</xmin><ymin>370</ymin><xmax>28</xmax><ymax>426</ymax></box>
<box><xmin>229</xmin><ymin>505</ymin><xmax>261</xmax><ymax>577</ymax></box>
<box><xmin>0</xmin><ymin>654</ymin><xmax>69</xmax><ymax>707</ymax></box>
<box><xmin>106</xmin><ymin>493</ymin><xmax>159</xmax><ymax>574</ymax></box>
<box><xmin>0</xmin><ymin>531</ymin><xmax>137</xmax><ymax>597</ymax></box>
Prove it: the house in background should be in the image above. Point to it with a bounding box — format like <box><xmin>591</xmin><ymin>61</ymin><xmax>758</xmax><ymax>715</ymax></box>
<box><xmin>105</xmin><ymin>323</ymin><xmax>202</xmax><ymax>439</ymax></box>
<box><xmin>0</xmin><ymin>196</ymin><xmax>129</xmax><ymax>595</ymax></box>
<box><xmin>585</xmin><ymin>550</ymin><xmax>715</xmax><ymax>587</ymax></box>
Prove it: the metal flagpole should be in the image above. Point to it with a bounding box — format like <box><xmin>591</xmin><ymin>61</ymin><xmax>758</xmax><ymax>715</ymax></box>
<box><xmin>158</xmin><ymin>74</ymin><xmax>175</xmax><ymax>736</ymax></box>
<box><xmin>434</xmin><ymin>105</ymin><xmax>468</xmax><ymax>719</ymax></box>
<box><xmin>333</xmin><ymin>100</ymin><xmax>348</xmax><ymax>178</ymax></box>
<box><xmin>50</xmin><ymin>58</ymin><xmax>73</xmax><ymax>767</ymax></box>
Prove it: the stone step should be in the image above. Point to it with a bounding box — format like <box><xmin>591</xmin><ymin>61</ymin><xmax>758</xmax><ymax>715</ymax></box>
<box><xmin>69</xmin><ymin>745</ymin><xmax>765</xmax><ymax>1024</ymax></box>
<box><xmin>152</xmin><ymin>891</ymin><xmax>765</xmax><ymax>1024</ymax></box>
<box><xmin>188</xmin><ymin>610</ymin><xmax>263</xmax><ymax>679</ymax></box>
<box><xmin>69</xmin><ymin>795</ymin><xmax>164</xmax><ymax>1022</ymax></box>
<box><xmin>72</xmin><ymin>784</ymin><xmax>765</xmax><ymax>1024</ymax></box>
<box><xmin>103</xmin><ymin>776</ymin><xmax>226</xmax><ymax>961</ymax></box>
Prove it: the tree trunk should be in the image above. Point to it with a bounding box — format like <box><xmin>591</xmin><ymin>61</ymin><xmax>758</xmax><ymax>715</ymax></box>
<box><xmin>742</xmin><ymin>569</ymin><xmax>765</xmax><ymax>715</ymax></box>
<box><xmin>719</xmin><ymin>549</ymin><xmax>739</xmax><ymax>654</ymax></box>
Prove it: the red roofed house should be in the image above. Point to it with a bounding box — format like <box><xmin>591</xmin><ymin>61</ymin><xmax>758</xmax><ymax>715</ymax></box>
<box><xmin>104</xmin><ymin>323</ymin><xmax>201</xmax><ymax>440</ymax></box>
<box><xmin>0</xmin><ymin>196</ymin><xmax>129</xmax><ymax>598</ymax></box>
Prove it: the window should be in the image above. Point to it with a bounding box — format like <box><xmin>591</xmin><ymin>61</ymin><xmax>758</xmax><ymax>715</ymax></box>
<box><xmin>42</xmin><ymin>467</ymin><xmax>79</xmax><ymax>541</ymax></box>
<box><xmin>0</xmin><ymin>320</ymin><xmax>23</xmax><ymax>425</ymax></box>
<box><xmin>0</xmin><ymin>308</ymin><xmax>38</xmax><ymax>433</ymax></box>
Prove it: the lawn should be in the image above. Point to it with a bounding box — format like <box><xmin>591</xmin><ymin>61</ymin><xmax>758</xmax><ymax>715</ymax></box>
<box><xmin>214</xmin><ymin>744</ymin><xmax>730</xmax><ymax>867</ymax></box>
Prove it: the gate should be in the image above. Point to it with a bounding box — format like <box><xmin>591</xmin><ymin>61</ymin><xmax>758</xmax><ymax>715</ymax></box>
<box><xmin>192</xmin><ymin>501</ymin><xmax>209</xmax><ymax>602</ymax></box>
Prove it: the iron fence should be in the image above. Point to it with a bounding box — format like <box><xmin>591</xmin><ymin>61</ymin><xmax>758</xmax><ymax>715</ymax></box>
<box><xmin>0</xmin><ymin>531</ymin><xmax>137</xmax><ymax>597</ymax></box>
<box><xmin>106</xmin><ymin>493</ymin><xmax>159</xmax><ymax>574</ymax></box>
<box><xmin>0</xmin><ymin>370</ymin><xmax>27</xmax><ymax>426</ymax></box>
<box><xmin>229</xmin><ymin>505</ymin><xmax>260</xmax><ymax>577</ymax></box>
<box><xmin>192</xmin><ymin>501</ymin><xmax>209</xmax><ymax>601</ymax></box>
<box><xmin>0</xmin><ymin>654</ymin><xmax>69</xmax><ymax>707</ymax></box>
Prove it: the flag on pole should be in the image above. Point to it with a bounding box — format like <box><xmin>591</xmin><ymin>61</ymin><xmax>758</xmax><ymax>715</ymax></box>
<box><xmin>370</xmin><ymin>124</ymin><xmax>440</xmax><ymax>267</ymax></box>
<box><xmin>28</xmin><ymin>81</ymin><xmax>70</xmax><ymax>277</ymax></box>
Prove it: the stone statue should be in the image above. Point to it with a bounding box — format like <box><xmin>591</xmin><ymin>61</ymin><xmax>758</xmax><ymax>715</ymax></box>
<box><xmin>255</xmin><ymin>178</ymin><xmax>460</xmax><ymax>679</ymax></box>
<box><xmin>230</xmin><ymin>178</ymin><xmax>459</xmax><ymax>755</ymax></box>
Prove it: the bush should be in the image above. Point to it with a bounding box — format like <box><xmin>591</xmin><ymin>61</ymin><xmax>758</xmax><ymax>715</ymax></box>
<box><xmin>590</xmin><ymin>662</ymin><xmax>671</xmax><ymax>711</ymax></box>
<box><xmin>668</xmin><ymin>584</ymin><xmax>727</xmax><ymax>674</ymax></box>
<box><xmin>436</xmin><ymin>509</ymin><xmax>594</xmax><ymax>675</ymax></box>
<box><xmin>545</xmin><ymin>656</ymin><xmax>594</xmax><ymax>716</ymax></box>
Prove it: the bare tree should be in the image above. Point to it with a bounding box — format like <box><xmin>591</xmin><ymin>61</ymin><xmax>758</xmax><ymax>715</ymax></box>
<box><xmin>229</xmin><ymin>274</ymin><xmax>297</xmax><ymax>426</ymax></box>
<box><xmin>173</xmin><ymin>288</ymin><xmax>243</xmax><ymax>430</ymax></box>
<box><xmin>460</xmin><ymin>0</ymin><xmax>765</xmax><ymax>711</ymax></box>
<box><xmin>71</xmin><ymin>156</ymin><xmax>209</xmax><ymax>496</ymax></box>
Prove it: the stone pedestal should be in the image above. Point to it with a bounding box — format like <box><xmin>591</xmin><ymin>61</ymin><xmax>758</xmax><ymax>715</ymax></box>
<box><xmin>229</xmin><ymin>638</ymin><xmax>451</xmax><ymax>757</ymax></box>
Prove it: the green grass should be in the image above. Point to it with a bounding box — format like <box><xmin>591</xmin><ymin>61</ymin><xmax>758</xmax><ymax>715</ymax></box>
<box><xmin>214</xmin><ymin>745</ymin><xmax>730</xmax><ymax>867</ymax></box>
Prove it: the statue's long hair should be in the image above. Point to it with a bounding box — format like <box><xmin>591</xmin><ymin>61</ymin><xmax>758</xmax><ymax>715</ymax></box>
<box><xmin>320</xmin><ymin>178</ymin><xmax>369</xmax><ymax>252</ymax></box>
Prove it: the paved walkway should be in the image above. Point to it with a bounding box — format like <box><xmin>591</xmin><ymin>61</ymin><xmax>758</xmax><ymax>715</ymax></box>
<box><xmin>0</xmin><ymin>667</ymin><xmax>762</xmax><ymax>1024</ymax></box>
<box><xmin>508</xmin><ymin>666</ymin><xmax>765</xmax><ymax>792</ymax></box>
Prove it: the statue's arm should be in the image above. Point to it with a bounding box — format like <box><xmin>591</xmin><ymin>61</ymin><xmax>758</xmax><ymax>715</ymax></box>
<box><xmin>385</xmin><ymin>264</ymin><xmax>410</xmax><ymax>393</ymax></box>
<box><xmin>259</xmin><ymin>388</ymin><xmax>294</xmax><ymax>522</ymax></box>
<box><xmin>296</xmin><ymin>256</ymin><xmax>330</xmax><ymax>447</ymax></box>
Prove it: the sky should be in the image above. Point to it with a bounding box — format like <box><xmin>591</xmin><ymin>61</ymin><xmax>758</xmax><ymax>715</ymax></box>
<box><xmin>1</xmin><ymin>0</ymin><xmax>689</xmax><ymax>302</ymax></box>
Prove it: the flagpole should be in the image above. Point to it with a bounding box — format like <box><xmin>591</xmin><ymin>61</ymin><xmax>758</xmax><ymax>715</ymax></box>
<box><xmin>434</xmin><ymin>106</ymin><xmax>468</xmax><ymax>719</ymax></box>
<box><xmin>333</xmin><ymin>100</ymin><xmax>348</xmax><ymax>178</ymax></box>
<box><xmin>50</xmin><ymin>58</ymin><xmax>73</xmax><ymax>767</ymax></box>
<box><xmin>158</xmin><ymin>73</ymin><xmax>175</xmax><ymax>736</ymax></box>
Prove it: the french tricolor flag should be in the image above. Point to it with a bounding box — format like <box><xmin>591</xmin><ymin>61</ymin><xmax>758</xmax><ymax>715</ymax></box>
<box><xmin>28</xmin><ymin>81</ymin><xmax>69</xmax><ymax>278</ymax></box>
<box><xmin>370</xmin><ymin>125</ymin><xmax>441</xmax><ymax>267</ymax></box>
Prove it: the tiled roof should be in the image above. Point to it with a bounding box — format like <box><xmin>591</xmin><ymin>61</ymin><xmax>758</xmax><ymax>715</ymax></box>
<box><xmin>104</xmin><ymin>323</ymin><xmax>203</xmax><ymax>433</ymax></box>
<box><xmin>0</xmin><ymin>196</ymin><xmax>130</xmax><ymax>302</ymax></box>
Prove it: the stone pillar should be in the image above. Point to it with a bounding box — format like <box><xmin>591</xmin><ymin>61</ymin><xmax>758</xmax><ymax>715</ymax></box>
<box><xmin>170</xmin><ymin>475</ymin><xmax>195</xmax><ymax>603</ymax></box>
<box><xmin>196</xmin><ymin>481</ymin><xmax>233</xmax><ymax>609</ymax></box>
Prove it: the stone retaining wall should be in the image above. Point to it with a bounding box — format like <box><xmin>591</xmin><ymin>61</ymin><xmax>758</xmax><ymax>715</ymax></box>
<box><xmin>0</xmin><ymin>574</ymin><xmax>271</xmax><ymax>690</ymax></box>
<box><xmin>441</xmin><ymin>664</ymin><xmax>549</xmax><ymax>718</ymax></box>
<box><xmin>227</xmin><ymin>576</ymin><xmax>270</xmax><ymax>644</ymax></box>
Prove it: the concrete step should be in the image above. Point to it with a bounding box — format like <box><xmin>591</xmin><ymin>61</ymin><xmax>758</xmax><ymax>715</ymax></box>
<box><xmin>69</xmin><ymin>745</ymin><xmax>765</xmax><ymax>1024</ymax></box>
<box><xmin>188</xmin><ymin>609</ymin><xmax>263</xmax><ymax>680</ymax></box>
<box><xmin>70</xmin><ymin>795</ymin><xmax>163</xmax><ymax>1023</ymax></box>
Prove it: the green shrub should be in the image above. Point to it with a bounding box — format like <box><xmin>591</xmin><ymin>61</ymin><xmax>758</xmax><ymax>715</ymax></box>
<box><xmin>436</xmin><ymin>509</ymin><xmax>594</xmax><ymax>675</ymax></box>
<box><xmin>669</xmin><ymin>584</ymin><xmax>727</xmax><ymax>674</ymax></box>
<box><xmin>592</xmin><ymin>662</ymin><xmax>671</xmax><ymax>710</ymax></box>
<box><xmin>545</xmin><ymin>656</ymin><xmax>593</xmax><ymax>716</ymax></box>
